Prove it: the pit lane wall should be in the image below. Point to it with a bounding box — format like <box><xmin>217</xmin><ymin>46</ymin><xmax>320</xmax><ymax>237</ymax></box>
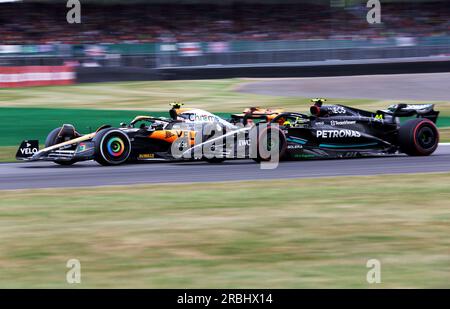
<box><xmin>1</xmin><ymin>58</ymin><xmax>449</xmax><ymax>86</ymax></box>
<box><xmin>0</xmin><ymin>66</ymin><xmax>75</xmax><ymax>88</ymax></box>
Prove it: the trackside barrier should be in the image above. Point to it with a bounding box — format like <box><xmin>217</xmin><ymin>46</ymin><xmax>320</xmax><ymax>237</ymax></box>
<box><xmin>0</xmin><ymin>66</ymin><xmax>75</xmax><ymax>88</ymax></box>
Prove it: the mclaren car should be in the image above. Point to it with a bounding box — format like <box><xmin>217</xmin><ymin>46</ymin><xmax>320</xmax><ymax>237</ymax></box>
<box><xmin>16</xmin><ymin>104</ymin><xmax>232</xmax><ymax>166</ymax></box>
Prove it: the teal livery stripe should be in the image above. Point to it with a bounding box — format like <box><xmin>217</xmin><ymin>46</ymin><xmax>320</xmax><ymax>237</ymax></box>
<box><xmin>319</xmin><ymin>142</ymin><xmax>378</xmax><ymax>148</ymax></box>
<box><xmin>287</xmin><ymin>137</ymin><xmax>307</xmax><ymax>145</ymax></box>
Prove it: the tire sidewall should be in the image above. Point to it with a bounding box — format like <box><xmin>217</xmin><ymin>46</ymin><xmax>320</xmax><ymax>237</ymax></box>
<box><xmin>412</xmin><ymin>120</ymin><xmax>439</xmax><ymax>155</ymax></box>
<box><xmin>45</xmin><ymin>126</ymin><xmax>79</xmax><ymax>165</ymax></box>
<box><xmin>45</xmin><ymin>128</ymin><xmax>62</xmax><ymax>148</ymax></box>
<box><xmin>399</xmin><ymin>119</ymin><xmax>439</xmax><ymax>156</ymax></box>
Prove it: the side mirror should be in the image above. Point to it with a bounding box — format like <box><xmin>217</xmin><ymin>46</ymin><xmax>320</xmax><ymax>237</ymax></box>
<box><xmin>120</xmin><ymin>122</ymin><xmax>127</xmax><ymax>127</ymax></box>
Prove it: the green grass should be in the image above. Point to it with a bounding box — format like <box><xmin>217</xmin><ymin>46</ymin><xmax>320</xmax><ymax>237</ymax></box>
<box><xmin>3</xmin><ymin>79</ymin><xmax>449</xmax><ymax>113</ymax></box>
<box><xmin>439</xmin><ymin>127</ymin><xmax>450</xmax><ymax>142</ymax></box>
<box><xmin>0</xmin><ymin>174</ymin><xmax>449</xmax><ymax>288</ymax></box>
<box><xmin>0</xmin><ymin>107</ymin><xmax>230</xmax><ymax>147</ymax></box>
<box><xmin>0</xmin><ymin>108</ymin><xmax>161</xmax><ymax>147</ymax></box>
<box><xmin>0</xmin><ymin>146</ymin><xmax>17</xmax><ymax>162</ymax></box>
<box><xmin>0</xmin><ymin>79</ymin><xmax>305</xmax><ymax>111</ymax></box>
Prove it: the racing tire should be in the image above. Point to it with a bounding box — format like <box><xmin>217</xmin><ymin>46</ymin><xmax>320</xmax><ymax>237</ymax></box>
<box><xmin>93</xmin><ymin>128</ymin><xmax>131</xmax><ymax>166</ymax></box>
<box><xmin>251</xmin><ymin>125</ymin><xmax>287</xmax><ymax>163</ymax></box>
<box><xmin>45</xmin><ymin>126</ymin><xmax>80</xmax><ymax>166</ymax></box>
<box><xmin>398</xmin><ymin>118</ymin><xmax>439</xmax><ymax>156</ymax></box>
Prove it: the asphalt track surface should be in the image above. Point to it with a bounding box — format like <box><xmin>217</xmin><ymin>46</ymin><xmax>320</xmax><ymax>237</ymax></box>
<box><xmin>238</xmin><ymin>73</ymin><xmax>450</xmax><ymax>101</ymax></box>
<box><xmin>1</xmin><ymin>144</ymin><xmax>450</xmax><ymax>190</ymax></box>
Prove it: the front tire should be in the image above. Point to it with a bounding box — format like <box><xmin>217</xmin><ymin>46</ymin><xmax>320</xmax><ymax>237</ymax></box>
<box><xmin>45</xmin><ymin>126</ymin><xmax>80</xmax><ymax>166</ymax></box>
<box><xmin>398</xmin><ymin>119</ymin><xmax>439</xmax><ymax>156</ymax></box>
<box><xmin>93</xmin><ymin>128</ymin><xmax>131</xmax><ymax>166</ymax></box>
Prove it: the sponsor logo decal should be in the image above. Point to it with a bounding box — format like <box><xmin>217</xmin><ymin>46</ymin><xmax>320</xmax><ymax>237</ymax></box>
<box><xmin>20</xmin><ymin>147</ymin><xmax>38</xmax><ymax>155</ymax></box>
<box><xmin>17</xmin><ymin>140</ymin><xmax>39</xmax><ymax>158</ymax></box>
<box><xmin>138</xmin><ymin>153</ymin><xmax>155</xmax><ymax>159</ymax></box>
<box><xmin>165</xmin><ymin>131</ymin><xmax>175</xmax><ymax>139</ymax></box>
<box><xmin>293</xmin><ymin>153</ymin><xmax>316</xmax><ymax>158</ymax></box>
<box><xmin>316</xmin><ymin>130</ymin><xmax>361</xmax><ymax>138</ymax></box>
<box><xmin>287</xmin><ymin>145</ymin><xmax>303</xmax><ymax>150</ymax></box>
<box><xmin>238</xmin><ymin>140</ymin><xmax>250</xmax><ymax>147</ymax></box>
<box><xmin>330</xmin><ymin>120</ymin><xmax>356</xmax><ymax>126</ymax></box>
<box><xmin>78</xmin><ymin>143</ymin><xmax>86</xmax><ymax>152</ymax></box>
<box><xmin>329</xmin><ymin>106</ymin><xmax>346</xmax><ymax>114</ymax></box>
<box><xmin>187</xmin><ymin>113</ymin><xmax>217</xmax><ymax>122</ymax></box>
<box><xmin>19</xmin><ymin>141</ymin><xmax>39</xmax><ymax>156</ymax></box>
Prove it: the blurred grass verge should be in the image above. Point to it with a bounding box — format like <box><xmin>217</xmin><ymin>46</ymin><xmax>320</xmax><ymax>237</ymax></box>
<box><xmin>1</xmin><ymin>79</ymin><xmax>450</xmax><ymax>113</ymax></box>
<box><xmin>0</xmin><ymin>79</ymin><xmax>375</xmax><ymax>112</ymax></box>
<box><xmin>0</xmin><ymin>173</ymin><xmax>449</xmax><ymax>288</ymax></box>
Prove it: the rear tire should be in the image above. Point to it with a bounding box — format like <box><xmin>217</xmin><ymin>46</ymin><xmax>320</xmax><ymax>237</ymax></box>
<box><xmin>251</xmin><ymin>125</ymin><xmax>287</xmax><ymax>163</ymax></box>
<box><xmin>45</xmin><ymin>126</ymin><xmax>80</xmax><ymax>166</ymax></box>
<box><xmin>398</xmin><ymin>119</ymin><xmax>439</xmax><ymax>156</ymax></box>
<box><xmin>93</xmin><ymin>128</ymin><xmax>131</xmax><ymax>166</ymax></box>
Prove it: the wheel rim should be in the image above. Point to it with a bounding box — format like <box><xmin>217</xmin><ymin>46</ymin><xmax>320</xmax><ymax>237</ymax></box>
<box><xmin>107</xmin><ymin>137</ymin><xmax>126</xmax><ymax>157</ymax></box>
<box><xmin>416</xmin><ymin>126</ymin><xmax>436</xmax><ymax>150</ymax></box>
<box><xmin>101</xmin><ymin>132</ymin><xmax>130</xmax><ymax>164</ymax></box>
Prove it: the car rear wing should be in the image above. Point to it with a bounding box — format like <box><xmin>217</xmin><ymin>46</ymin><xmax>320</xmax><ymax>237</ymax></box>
<box><xmin>379</xmin><ymin>104</ymin><xmax>439</xmax><ymax>123</ymax></box>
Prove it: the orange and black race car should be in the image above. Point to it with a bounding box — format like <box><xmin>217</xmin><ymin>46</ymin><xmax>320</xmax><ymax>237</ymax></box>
<box><xmin>15</xmin><ymin>104</ymin><xmax>236</xmax><ymax>166</ymax></box>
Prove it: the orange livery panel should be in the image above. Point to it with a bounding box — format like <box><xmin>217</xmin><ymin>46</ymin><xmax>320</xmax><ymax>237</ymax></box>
<box><xmin>148</xmin><ymin>130</ymin><xmax>196</xmax><ymax>145</ymax></box>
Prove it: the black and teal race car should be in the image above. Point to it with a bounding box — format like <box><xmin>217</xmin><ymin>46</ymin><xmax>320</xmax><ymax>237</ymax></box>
<box><xmin>188</xmin><ymin>99</ymin><xmax>440</xmax><ymax>161</ymax></box>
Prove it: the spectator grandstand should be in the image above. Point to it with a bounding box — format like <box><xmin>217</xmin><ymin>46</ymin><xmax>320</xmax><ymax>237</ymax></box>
<box><xmin>0</xmin><ymin>1</ymin><xmax>448</xmax><ymax>45</ymax></box>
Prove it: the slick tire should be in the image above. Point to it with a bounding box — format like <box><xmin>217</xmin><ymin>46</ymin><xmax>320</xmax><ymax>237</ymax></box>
<box><xmin>93</xmin><ymin>128</ymin><xmax>131</xmax><ymax>166</ymax></box>
<box><xmin>398</xmin><ymin>118</ymin><xmax>439</xmax><ymax>156</ymax></box>
<box><xmin>251</xmin><ymin>125</ymin><xmax>287</xmax><ymax>163</ymax></box>
<box><xmin>45</xmin><ymin>126</ymin><xmax>80</xmax><ymax>166</ymax></box>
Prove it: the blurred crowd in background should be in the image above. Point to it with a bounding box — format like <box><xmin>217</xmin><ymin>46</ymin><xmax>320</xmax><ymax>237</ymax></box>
<box><xmin>0</xmin><ymin>2</ymin><xmax>449</xmax><ymax>45</ymax></box>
